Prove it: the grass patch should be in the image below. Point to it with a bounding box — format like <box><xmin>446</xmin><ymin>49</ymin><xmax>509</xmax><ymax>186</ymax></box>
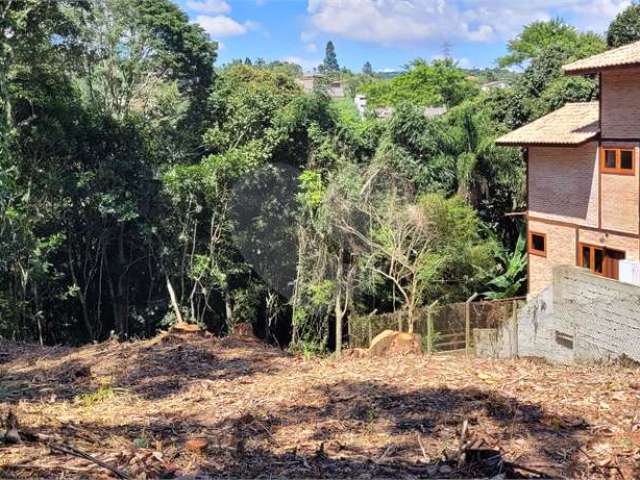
<box><xmin>75</xmin><ymin>384</ymin><xmax>122</xmax><ymax>407</ymax></box>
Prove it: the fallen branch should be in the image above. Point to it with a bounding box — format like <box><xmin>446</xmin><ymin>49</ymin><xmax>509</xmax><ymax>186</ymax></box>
<box><xmin>49</xmin><ymin>443</ymin><xmax>129</xmax><ymax>479</ymax></box>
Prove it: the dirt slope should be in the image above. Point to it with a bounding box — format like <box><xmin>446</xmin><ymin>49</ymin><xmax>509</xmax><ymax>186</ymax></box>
<box><xmin>1</xmin><ymin>334</ymin><xmax>639</xmax><ymax>479</ymax></box>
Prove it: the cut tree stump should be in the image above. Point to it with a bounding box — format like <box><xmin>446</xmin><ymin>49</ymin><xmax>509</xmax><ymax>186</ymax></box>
<box><xmin>369</xmin><ymin>330</ymin><xmax>422</xmax><ymax>356</ymax></box>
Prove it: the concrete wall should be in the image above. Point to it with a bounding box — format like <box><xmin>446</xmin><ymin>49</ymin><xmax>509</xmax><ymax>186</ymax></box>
<box><xmin>601</xmin><ymin>68</ymin><xmax>640</xmax><ymax>139</ymax></box>
<box><xmin>515</xmin><ymin>266</ymin><xmax>640</xmax><ymax>363</ymax></box>
<box><xmin>529</xmin><ymin>144</ymin><xmax>599</xmax><ymax>227</ymax></box>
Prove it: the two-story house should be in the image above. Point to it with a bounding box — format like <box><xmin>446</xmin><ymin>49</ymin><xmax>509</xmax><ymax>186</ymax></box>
<box><xmin>497</xmin><ymin>41</ymin><xmax>640</xmax><ymax>296</ymax></box>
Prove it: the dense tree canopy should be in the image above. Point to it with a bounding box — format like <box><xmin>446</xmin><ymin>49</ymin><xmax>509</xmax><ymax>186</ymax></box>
<box><xmin>498</xmin><ymin>19</ymin><xmax>606</xmax><ymax>68</ymax></box>
<box><xmin>0</xmin><ymin>5</ymin><xmax>616</xmax><ymax>352</ymax></box>
<box><xmin>360</xmin><ymin>59</ymin><xmax>479</xmax><ymax>108</ymax></box>
<box><xmin>607</xmin><ymin>2</ymin><xmax>640</xmax><ymax>47</ymax></box>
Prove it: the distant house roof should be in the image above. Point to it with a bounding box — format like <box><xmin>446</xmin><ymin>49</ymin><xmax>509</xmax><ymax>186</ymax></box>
<box><xmin>496</xmin><ymin>102</ymin><xmax>599</xmax><ymax>146</ymax></box>
<box><xmin>481</xmin><ymin>80</ymin><xmax>508</xmax><ymax>91</ymax></box>
<box><xmin>423</xmin><ymin>106</ymin><xmax>447</xmax><ymax>118</ymax></box>
<box><xmin>563</xmin><ymin>41</ymin><xmax>640</xmax><ymax>74</ymax></box>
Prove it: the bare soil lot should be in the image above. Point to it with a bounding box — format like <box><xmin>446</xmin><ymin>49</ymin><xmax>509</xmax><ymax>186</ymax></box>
<box><xmin>1</xmin><ymin>333</ymin><xmax>639</xmax><ymax>479</ymax></box>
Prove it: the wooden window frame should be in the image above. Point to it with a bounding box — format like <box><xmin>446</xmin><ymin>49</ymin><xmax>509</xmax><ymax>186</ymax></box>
<box><xmin>578</xmin><ymin>243</ymin><xmax>626</xmax><ymax>279</ymax></box>
<box><xmin>600</xmin><ymin>147</ymin><xmax>636</xmax><ymax>175</ymax></box>
<box><xmin>578</xmin><ymin>243</ymin><xmax>604</xmax><ymax>276</ymax></box>
<box><xmin>528</xmin><ymin>231</ymin><xmax>547</xmax><ymax>257</ymax></box>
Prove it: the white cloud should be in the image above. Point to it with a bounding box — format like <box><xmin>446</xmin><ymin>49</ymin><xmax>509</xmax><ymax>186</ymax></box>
<box><xmin>300</xmin><ymin>30</ymin><xmax>316</xmax><ymax>42</ymax></box>
<box><xmin>305</xmin><ymin>0</ymin><xmax>630</xmax><ymax>45</ymax></box>
<box><xmin>186</xmin><ymin>0</ymin><xmax>231</xmax><ymax>14</ymax></box>
<box><xmin>195</xmin><ymin>15</ymin><xmax>258</xmax><ymax>37</ymax></box>
<box><xmin>305</xmin><ymin>42</ymin><xmax>318</xmax><ymax>52</ymax></box>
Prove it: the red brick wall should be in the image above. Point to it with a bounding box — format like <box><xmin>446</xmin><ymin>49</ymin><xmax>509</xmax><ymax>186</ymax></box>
<box><xmin>528</xmin><ymin>219</ymin><xmax>577</xmax><ymax>296</ymax></box>
<box><xmin>578</xmin><ymin>229</ymin><xmax>639</xmax><ymax>261</ymax></box>
<box><xmin>529</xmin><ymin>144</ymin><xmax>598</xmax><ymax>227</ymax></box>
<box><xmin>599</xmin><ymin>143</ymin><xmax>639</xmax><ymax>234</ymax></box>
<box><xmin>602</xmin><ymin>68</ymin><xmax>640</xmax><ymax>139</ymax></box>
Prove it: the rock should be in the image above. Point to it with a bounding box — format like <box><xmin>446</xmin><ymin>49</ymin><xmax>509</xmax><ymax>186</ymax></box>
<box><xmin>1</xmin><ymin>410</ymin><xmax>21</xmax><ymax>444</ymax></box>
<box><xmin>3</xmin><ymin>427</ymin><xmax>21</xmax><ymax>444</ymax></box>
<box><xmin>169</xmin><ymin>322</ymin><xmax>202</xmax><ymax>335</ymax></box>
<box><xmin>185</xmin><ymin>437</ymin><xmax>208</xmax><ymax>452</ymax></box>
<box><xmin>369</xmin><ymin>330</ymin><xmax>422</xmax><ymax>356</ymax></box>
<box><xmin>438</xmin><ymin>464</ymin><xmax>453</xmax><ymax>474</ymax></box>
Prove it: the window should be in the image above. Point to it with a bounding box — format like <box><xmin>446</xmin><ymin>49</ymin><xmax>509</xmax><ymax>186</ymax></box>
<box><xmin>600</xmin><ymin>147</ymin><xmax>636</xmax><ymax>175</ymax></box>
<box><xmin>555</xmin><ymin>331</ymin><xmax>574</xmax><ymax>350</ymax></box>
<box><xmin>528</xmin><ymin>231</ymin><xmax>546</xmax><ymax>256</ymax></box>
<box><xmin>580</xmin><ymin>244</ymin><xmax>604</xmax><ymax>275</ymax></box>
<box><xmin>578</xmin><ymin>244</ymin><xmax>626</xmax><ymax>279</ymax></box>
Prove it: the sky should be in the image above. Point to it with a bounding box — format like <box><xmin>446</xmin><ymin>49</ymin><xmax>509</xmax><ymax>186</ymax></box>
<box><xmin>173</xmin><ymin>0</ymin><xmax>633</xmax><ymax>72</ymax></box>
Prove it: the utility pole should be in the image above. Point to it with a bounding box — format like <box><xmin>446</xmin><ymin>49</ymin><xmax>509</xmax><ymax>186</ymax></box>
<box><xmin>441</xmin><ymin>40</ymin><xmax>452</xmax><ymax>60</ymax></box>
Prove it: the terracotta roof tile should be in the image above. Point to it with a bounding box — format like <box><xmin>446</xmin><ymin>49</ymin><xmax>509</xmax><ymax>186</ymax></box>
<box><xmin>496</xmin><ymin>102</ymin><xmax>599</xmax><ymax>146</ymax></box>
<box><xmin>563</xmin><ymin>41</ymin><xmax>640</xmax><ymax>74</ymax></box>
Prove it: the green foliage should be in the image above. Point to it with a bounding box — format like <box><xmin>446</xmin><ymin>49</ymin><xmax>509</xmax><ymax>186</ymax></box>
<box><xmin>607</xmin><ymin>2</ymin><xmax>640</xmax><ymax>47</ymax></box>
<box><xmin>483</xmin><ymin>233</ymin><xmax>527</xmax><ymax>300</ymax></box>
<box><xmin>321</xmin><ymin>41</ymin><xmax>339</xmax><ymax>73</ymax></box>
<box><xmin>359</xmin><ymin>59</ymin><xmax>479</xmax><ymax>108</ymax></box>
<box><xmin>2</xmin><ymin>6</ymin><xmax>586</xmax><ymax>349</ymax></box>
<box><xmin>487</xmin><ymin>20</ymin><xmax>605</xmax><ymax>131</ymax></box>
<box><xmin>498</xmin><ymin>19</ymin><xmax>606</xmax><ymax>68</ymax></box>
<box><xmin>76</xmin><ymin>384</ymin><xmax>118</xmax><ymax>407</ymax></box>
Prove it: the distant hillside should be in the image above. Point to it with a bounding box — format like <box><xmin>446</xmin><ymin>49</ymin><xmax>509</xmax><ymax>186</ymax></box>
<box><xmin>463</xmin><ymin>67</ymin><xmax>520</xmax><ymax>84</ymax></box>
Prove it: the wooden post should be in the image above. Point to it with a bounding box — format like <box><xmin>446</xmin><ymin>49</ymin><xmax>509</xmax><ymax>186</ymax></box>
<box><xmin>465</xmin><ymin>293</ymin><xmax>479</xmax><ymax>358</ymax></box>
<box><xmin>427</xmin><ymin>308</ymin><xmax>433</xmax><ymax>355</ymax></box>
<box><xmin>511</xmin><ymin>299</ymin><xmax>519</xmax><ymax>358</ymax></box>
<box><xmin>426</xmin><ymin>299</ymin><xmax>438</xmax><ymax>355</ymax></box>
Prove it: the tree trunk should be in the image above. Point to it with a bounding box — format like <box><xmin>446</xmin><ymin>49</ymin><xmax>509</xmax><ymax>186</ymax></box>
<box><xmin>224</xmin><ymin>290</ymin><xmax>233</xmax><ymax>328</ymax></box>
<box><xmin>166</xmin><ymin>276</ymin><xmax>184</xmax><ymax>324</ymax></box>
<box><xmin>335</xmin><ymin>289</ymin><xmax>343</xmax><ymax>355</ymax></box>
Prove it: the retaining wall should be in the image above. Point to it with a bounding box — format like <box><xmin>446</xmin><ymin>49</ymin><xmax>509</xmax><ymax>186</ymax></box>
<box><xmin>515</xmin><ymin>266</ymin><xmax>640</xmax><ymax>363</ymax></box>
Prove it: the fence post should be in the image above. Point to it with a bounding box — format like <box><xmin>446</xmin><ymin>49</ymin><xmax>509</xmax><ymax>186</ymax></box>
<box><xmin>465</xmin><ymin>293</ymin><xmax>479</xmax><ymax>358</ymax></box>
<box><xmin>426</xmin><ymin>299</ymin><xmax>438</xmax><ymax>355</ymax></box>
<box><xmin>511</xmin><ymin>299</ymin><xmax>519</xmax><ymax>358</ymax></box>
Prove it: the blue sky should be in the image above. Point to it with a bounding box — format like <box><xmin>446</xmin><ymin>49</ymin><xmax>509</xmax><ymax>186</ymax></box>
<box><xmin>174</xmin><ymin>0</ymin><xmax>632</xmax><ymax>72</ymax></box>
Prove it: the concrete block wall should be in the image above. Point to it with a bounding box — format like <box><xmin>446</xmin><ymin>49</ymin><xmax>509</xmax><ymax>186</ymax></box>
<box><xmin>515</xmin><ymin>266</ymin><xmax>640</xmax><ymax>363</ymax></box>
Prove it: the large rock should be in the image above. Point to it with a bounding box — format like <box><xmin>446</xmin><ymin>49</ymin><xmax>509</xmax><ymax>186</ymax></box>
<box><xmin>369</xmin><ymin>330</ymin><xmax>422</xmax><ymax>356</ymax></box>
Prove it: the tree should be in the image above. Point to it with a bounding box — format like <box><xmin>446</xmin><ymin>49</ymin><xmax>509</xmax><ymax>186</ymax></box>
<box><xmin>362</xmin><ymin>61</ymin><xmax>373</xmax><ymax>76</ymax></box>
<box><xmin>607</xmin><ymin>2</ymin><xmax>640</xmax><ymax>47</ymax></box>
<box><xmin>322</xmin><ymin>41</ymin><xmax>339</xmax><ymax>73</ymax></box>
<box><xmin>318</xmin><ymin>162</ymin><xmax>497</xmax><ymax>334</ymax></box>
<box><xmin>360</xmin><ymin>59</ymin><xmax>478</xmax><ymax>108</ymax></box>
<box><xmin>498</xmin><ymin>19</ymin><xmax>605</xmax><ymax>68</ymax></box>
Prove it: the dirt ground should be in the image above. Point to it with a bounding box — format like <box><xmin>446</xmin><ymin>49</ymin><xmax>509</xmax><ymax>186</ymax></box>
<box><xmin>1</xmin><ymin>333</ymin><xmax>639</xmax><ymax>479</ymax></box>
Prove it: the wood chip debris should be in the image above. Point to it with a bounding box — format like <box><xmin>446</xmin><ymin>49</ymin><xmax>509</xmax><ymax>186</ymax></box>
<box><xmin>1</xmin><ymin>335</ymin><xmax>639</xmax><ymax>478</ymax></box>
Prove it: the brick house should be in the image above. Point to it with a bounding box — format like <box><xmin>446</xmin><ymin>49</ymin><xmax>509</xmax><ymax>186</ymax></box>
<box><xmin>497</xmin><ymin>41</ymin><xmax>640</xmax><ymax>295</ymax></box>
